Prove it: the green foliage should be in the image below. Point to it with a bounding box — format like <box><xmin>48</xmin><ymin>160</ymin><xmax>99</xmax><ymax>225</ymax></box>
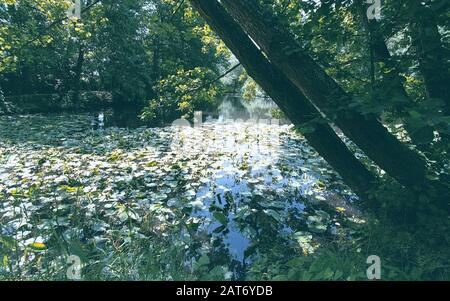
<box><xmin>247</xmin><ymin>215</ymin><xmax>450</xmax><ymax>281</ymax></box>
<box><xmin>0</xmin><ymin>0</ymin><xmax>449</xmax><ymax>282</ymax></box>
<box><xmin>265</xmin><ymin>0</ymin><xmax>449</xmax><ymax>148</ymax></box>
<box><xmin>142</xmin><ymin>67</ymin><xmax>223</xmax><ymax>124</ymax></box>
<box><xmin>270</xmin><ymin>108</ymin><xmax>285</xmax><ymax>120</ymax></box>
<box><xmin>0</xmin><ymin>0</ymin><xmax>229</xmax><ymax>120</ymax></box>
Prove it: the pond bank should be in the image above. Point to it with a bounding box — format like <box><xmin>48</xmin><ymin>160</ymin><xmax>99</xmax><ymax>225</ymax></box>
<box><xmin>0</xmin><ymin>92</ymin><xmax>113</xmax><ymax>115</ymax></box>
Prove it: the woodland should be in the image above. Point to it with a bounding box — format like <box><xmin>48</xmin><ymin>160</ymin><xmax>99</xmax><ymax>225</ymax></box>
<box><xmin>0</xmin><ymin>0</ymin><xmax>449</xmax><ymax>280</ymax></box>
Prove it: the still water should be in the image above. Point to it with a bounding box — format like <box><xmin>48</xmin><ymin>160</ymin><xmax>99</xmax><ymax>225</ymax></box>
<box><xmin>0</xmin><ymin>97</ymin><xmax>360</xmax><ymax>280</ymax></box>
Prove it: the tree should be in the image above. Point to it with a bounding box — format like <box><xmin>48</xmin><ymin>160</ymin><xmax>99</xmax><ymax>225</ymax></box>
<box><xmin>189</xmin><ymin>0</ymin><xmax>384</xmax><ymax>204</ymax></box>
<box><xmin>0</xmin><ymin>0</ymin><xmax>228</xmax><ymax>121</ymax></box>
<box><xmin>0</xmin><ymin>0</ymin><xmax>77</xmax><ymax>95</ymax></box>
<box><xmin>408</xmin><ymin>0</ymin><xmax>450</xmax><ymax>115</ymax></box>
<box><xmin>354</xmin><ymin>0</ymin><xmax>437</xmax><ymax>146</ymax></box>
<box><xmin>218</xmin><ymin>0</ymin><xmax>448</xmax><ymax>204</ymax></box>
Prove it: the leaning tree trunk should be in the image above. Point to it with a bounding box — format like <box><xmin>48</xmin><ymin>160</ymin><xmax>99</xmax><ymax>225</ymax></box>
<box><xmin>219</xmin><ymin>0</ymin><xmax>448</xmax><ymax>201</ymax></box>
<box><xmin>189</xmin><ymin>0</ymin><xmax>381</xmax><ymax>205</ymax></box>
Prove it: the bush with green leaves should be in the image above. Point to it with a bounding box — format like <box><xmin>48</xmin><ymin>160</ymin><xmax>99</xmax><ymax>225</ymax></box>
<box><xmin>142</xmin><ymin>67</ymin><xmax>224</xmax><ymax>124</ymax></box>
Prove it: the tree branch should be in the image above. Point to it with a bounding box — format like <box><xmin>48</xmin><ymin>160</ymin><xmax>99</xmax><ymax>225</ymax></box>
<box><xmin>178</xmin><ymin>63</ymin><xmax>242</xmax><ymax>98</ymax></box>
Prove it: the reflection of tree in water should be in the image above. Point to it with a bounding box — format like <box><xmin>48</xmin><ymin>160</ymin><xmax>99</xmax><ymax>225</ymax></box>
<box><xmin>218</xmin><ymin>95</ymin><xmax>277</xmax><ymax>121</ymax></box>
<box><xmin>91</xmin><ymin>105</ymin><xmax>146</xmax><ymax>130</ymax></box>
<box><xmin>110</xmin><ymin>105</ymin><xmax>146</xmax><ymax>128</ymax></box>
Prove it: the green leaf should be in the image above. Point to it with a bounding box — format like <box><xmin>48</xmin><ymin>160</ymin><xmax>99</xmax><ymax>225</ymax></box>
<box><xmin>28</xmin><ymin>242</ymin><xmax>47</xmax><ymax>251</ymax></box>
<box><xmin>197</xmin><ymin>254</ymin><xmax>210</xmax><ymax>267</ymax></box>
<box><xmin>213</xmin><ymin>212</ymin><xmax>228</xmax><ymax>225</ymax></box>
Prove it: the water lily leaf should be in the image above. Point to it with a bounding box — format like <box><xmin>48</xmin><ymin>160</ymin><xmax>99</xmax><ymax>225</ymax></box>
<box><xmin>153</xmin><ymin>193</ymin><xmax>168</xmax><ymax>202</ymax></box>
<box><xmin>197</xmin><ymin>254</ymin><xmax>210</xmax><ymax>267</ymax></box>
<box><xmin>213</xmin><ymin>212</ymin><xmax>227</xmax><ymax>225</ymax></box>
<box><xmin>307</xmin><ymin>215</ymin><xmax>328</xmax><ymax>233</ymax></box>
<box><xmin>336</xmin><ymin>207</ymin><xmax>346</xmax><ymax>213</ymax></box>
<box><xmin>263</xmin><ymin>209</ymin><xmax>283</xmax><ymax>222</ymax></box>
<box><xmin>293</xmin><ymin>232</ymin><xmax>316</xmax><ymax>255</ymax></box>
<box><xmin>28</xmin><ymin>242</ymin><xmax>47</xmax><ymax>251</ymax></box>
<box><xmin>146</xmin><ymin>161</ymin><xmax>158</xmax><ymax>167</ymax></box>
<box><xmin>60</xmin><ymin>185</ymin><xmax>80</xmax><ymax>194</ymax></box>
<box><xmin>167</xmin><ymin>198</ymin><xmax>178</xmax><ymax>207</ymax></box>
<box><xmin>189</xmin><ymin>199</ymin><xmax>204</xmax><ymax>209</ymax></box>
<box><xmin>315</xmin><ymin>210</ymin><xmax>330</xmax><ymax>220</ymax></box>
<box><xmin>308</xmin><ymin>223</ymin><xmax>327</xmax><ymax>233</ymax></box>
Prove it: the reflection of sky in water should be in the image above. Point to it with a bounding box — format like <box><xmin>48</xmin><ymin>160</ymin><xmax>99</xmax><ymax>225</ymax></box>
<box><xmin>0</xmin><ymin>106</ymin><xmax>360</xmax><ymax>279</ymax></box>
<box><xmin>174</xmin><ymin>119</ymin><xmax>340</xmax><ymax>267</ymax></box>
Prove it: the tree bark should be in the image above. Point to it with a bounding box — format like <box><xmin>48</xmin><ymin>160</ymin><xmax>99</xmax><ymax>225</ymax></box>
<box><xmin>355</xmin><ymin>0</ymin><xmax>434</xmax><ymax>145</ymax></box>
<box><xmin>410</xmin><ymin>3</ymin><xmax>450</xmax><ymax>115</ymax></box>
<box><xmin>73</xmin><ymin>46</ymin><xmax>85</xmax><ymax>103</ymax></box>
<box><xmin>219</xmin><ymin>0</ymin><xmax>444</xmax><ymax>197</ymax></box>
<box><xmin>189</xmin><ymin>0</ymin><xmax>380</xmax><ymax>204</ymax></box>
<box><xmin>356</xmin><ymin>0</ymin><xmax>411</xmax><ymax>108</ymax></box>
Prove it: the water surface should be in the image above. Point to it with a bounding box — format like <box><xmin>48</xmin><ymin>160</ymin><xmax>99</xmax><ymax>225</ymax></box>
<box><xmin>0</xmin><ymin>100</ymin><xmax>362</xmax><ymax>280</ymax></box>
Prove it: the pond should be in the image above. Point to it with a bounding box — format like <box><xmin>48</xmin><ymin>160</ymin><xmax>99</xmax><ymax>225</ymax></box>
<box><xmin>0</xmin><ymin>98</ymin><xmax>365</xmax><ymax>280</ymax></box>
<box><xmin>89</xmin><ymin>95</ymin><xmax>285</xmax><ymax>129</ymax></box>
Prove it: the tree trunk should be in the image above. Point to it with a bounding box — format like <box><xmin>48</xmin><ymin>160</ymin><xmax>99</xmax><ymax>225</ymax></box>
<box><xmin>219</xmin><ymin>0</ymin><xmax>445</xmax><ymax>197</ymax></box>
<box><xmin>73</xmin><ymin>46</ymin><xmax>85</xmax><ymax>103</ymax></box>
<box><xmin>356</xmin><ymin>0</ymin><xmax>411</xmax><ymax>107</ymax></box>
<box><xmin>0</xmin><ymin>85</ymin><xmax>6</xmax><ymax>113</ymax></box>
<box><xmin>355</xmin><ymin>0</ymin><xmax>435</xmax><ymax>145</ymax></box>
<box><xmin>410</xmin><ymin>3</ymin><xmax>450</xmax><ymax>115</ymax></box>
<box><xmin>189</xmin><ymin>0</ymin><xmax>380</xmax><ymax>204</ymax></box>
